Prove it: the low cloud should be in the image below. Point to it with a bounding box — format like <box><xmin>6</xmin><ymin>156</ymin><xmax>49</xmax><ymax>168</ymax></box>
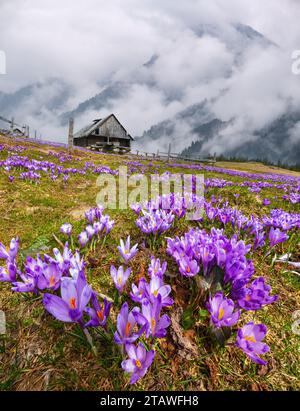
<box><xmin>0</xmin><ymin>0</ymin><xmax>299</xmax><ymax>151</ymax></box>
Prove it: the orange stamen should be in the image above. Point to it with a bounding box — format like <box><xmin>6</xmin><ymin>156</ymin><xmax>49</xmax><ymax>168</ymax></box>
<box><xmin>244</xmin><ymin>335</ymin><xmax>256</xmax><ymax>343</ymax></box>
<box><xmin>97</xmin><ymin>310</ymin><xmax>104</xmax><ymax>321</ymax></box>
<box><xmin>125</xmin><ymin>321</ymin><xmax>131</xmax><ymax>337</ymax></box>
<box><xmin>151</xmin><ymin>318</ymin><xmax>156</xmax><ymax>332</ymax></box>
<box><xmin>218</xmin><ymin>308</ymin><xmax>225</xmax><ymax>320</ymax></box>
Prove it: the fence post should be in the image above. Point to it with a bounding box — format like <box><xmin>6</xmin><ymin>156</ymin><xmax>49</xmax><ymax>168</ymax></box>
<box><xmin>167</xmin><ymin>143</ymin><xmax>171</xmax><ymax>163</ymax></box>
<box><xmin>68</xmin><ymin>118</ymin><xmax>74</xmax><ymax>152</ymax></box>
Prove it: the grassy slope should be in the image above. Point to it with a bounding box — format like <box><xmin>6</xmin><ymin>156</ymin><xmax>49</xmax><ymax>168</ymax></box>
<box><xmin>214</xmin><ymin>161</ymin><xmax>300</xmax><ymax>177</ymax></box>
<box><xmin>0</xmin><ymin>135</ymin><xmax>299</xmax><ymax>391</ymax></box>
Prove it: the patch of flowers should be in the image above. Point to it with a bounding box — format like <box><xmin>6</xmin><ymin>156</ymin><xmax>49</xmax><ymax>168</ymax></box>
<box><xmin>203</xmin><ymin>200</ymin><xmax>298</xmax><ymax>251</ymax></box>
<box><xmin>133</xmin><ymin>192</ymin><xmax>203</xmax><ymax>237</ymax></box>
<box><xmin>77</xmin><ymin>206</ymin><xmax>115</xmax><ymax>247</ymax></box>
<box><xmin>111</xmin><ymin>243</ymin><xmax>172</xmax><ymax>384</ymax></box>
<box><xmin>167</xmin><ymin>226</ymin><xmax>278</xmax><ymax>365</ymax></box>
<box><xmin>0</xmin><ymin>210</ymin><xmax>172</xmax><ymax>385</ymax></box>
<box><xmin>0</xmin><ymin>149</ymin><xmax>117</xmax><ymax>185</ymax></box>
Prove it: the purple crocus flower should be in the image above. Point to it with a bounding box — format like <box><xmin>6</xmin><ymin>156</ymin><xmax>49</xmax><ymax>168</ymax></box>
<box><xmin>60</xmin><ymin>223</ymin><xmax>72</xmax><ymax>236</ymax></box>
<box><xmin>85</xmin><ymin>293</ymin><xmax>112</xmax><ymax>328</ymax></box>
<box><xmin>236</xmin><ymin>322</ymin><xmax>269</xmax><ymax>365</ymax></box>
<box><xmin>8</xmin><ymin>175</ymin><xmax>14</xmax><ymax>183</ymax></box>
<box><xmin>224</xmin><ymin>241</ymin><xmax>254</xmax><ymax>286</ymax></box>
<box><xmin>121</xmin><ymin>343</ymin><xmax>155</xmax><ymax>384</ymax></box>
<box><xmin>229</xmin><ymin>279</ymin><xmax>248</xmax><ymax>301</ymax></box>
<box><xmin>130</xmin><ymin>277</ymin><xmax>148</xmax><ymax>303</ymax></box>
<box><xmin>43</xmin><ymin>271</ymin><xmax>92</xmax><ymax>323</ymax></box>
<box><xmin>85</xmin><ymin>206</ymin><xmax>104</xmax><ymax>224</ymax></box>
<box><xmin>148</xmin><ymin>276</ymin><xmax>173</xmax><ymax>307</ymax></box>
<box><xmin>114</xmin><ymin>302</ymin><xmax>145</xmax><ymax>345</ymax></box>
<box><xmin>253</xmin><ymin>230</ymin><xmax>266</xmax><ymax>250</ymax></box>
<box><xmin>0</xmin><ymin>237</ymin><xmax>19</xmax><ymax>260</ymax></box>
<box><xmin>100</xmin><ymin>215</ymin><xmax>115</xmax><ymax>234</ymax></box>
<box><xmin>263</xmin><ymin>198</ymin><xmax>271</xmax><ymax>206</ymax></box>
<box><xmin>110</xmin><ymin>265</ymin><xmax>131</xmax><ymax>293</ymax></box>
<box><xmin>69</xmin><ymin>250</ymin><xmax>85</xmax><ymax>279</ymax></box>
<box><xmin>51</xmin><ymin>242</ymin><xmax>73</xmax><ymax>274</ymax></box>
<box><xmin>198</xmin><ymin>245</ymin><xmax>215</xmax><ymax>276</ymax></box>
<box><xmin>78</xmin><ymin>231</ymin><xmax>89</xmax><ymax>247</ymax></box>
<box><xmin>12</xmin><ymin>270</ymin><xmax>38</xmax><ymax>293</ymax></box>
<box><xmin>93</xmin><ymin>221</ymin><xmax>104</xmax><ymax>235</ymax></box>
<box><xmin>105</xmin><ymin>219</ymin><xmax>115</xmax><ymax>234</ymax></box>
<box><xmin>37</xmin><ymin>262</ymin><xmax>62</xmax><ymax>291</ymax></box>
<box><xmin>117</xmin><ymin>236</ymin><xmax>138</xmax><ymax>263</ymax></box>
<box><xmin>178</xmin><ymin>257</ymin><xmax>199</xmax><ymax>277</ymax></box>
<box><xmin>0</xmin><ymin>261</ymin><xmax>17</xmax><ymax>282</ymax></box>
<box><xmin>238</xmin><ymin>277</ymin><xmax>278</xmax><ymax>310</ymax></box>
<box><xmin>0</xmin><ymin>237</ymin><xmax>19</xmax><ymax>283</ymax></box>
<box><xmin>269</xmin><ymin>227</ymin><xmax>289</xmax><ymax>248</ymax></box>
<box><xmin>11</xmin><ymin>254</ymin><xmax>45</xmax><ymax>293</ymax></box>
<box><xmin>148</xmin><ymin>257</ymin><xmax>167</xmax><ymax>278</ymax></box>
<box><xmin>24</xmin><ymin>254</ymin><xmax>45</xmax><ymax>274</ymax></box>
<box><xmin>207</xmin><ymin>292</ymin><xmax>240</xmax><ymax>328</ymax></box>
<box><xmin>85</xmin><ymin>207</ymin><xmax>96</xmax><ymax>223</ymax></box>
<box><xmin>86</xmin><ymin>225</ymin><xmax>96</xmax><ymax>239</ymax></box>
<box><xmin>134</xmin><ymin>296</ymin><xmax>170</xmax><ymax>338</ymax></box>
<box><xmin>131</xmin><ymin>204</ymin><xmax>142</xmax><ymax>215</ymax></box>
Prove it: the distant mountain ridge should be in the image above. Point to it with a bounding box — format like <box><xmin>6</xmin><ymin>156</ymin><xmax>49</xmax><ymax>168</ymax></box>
<box><xmin>136</xmin><ymin>104</ymin><xmax>300</xmax><ymax>166</ymax></box>
<box><xmin>0</xmin><ymin>78</ymin><xmax>71</xmax><ymax>121</ymax></box>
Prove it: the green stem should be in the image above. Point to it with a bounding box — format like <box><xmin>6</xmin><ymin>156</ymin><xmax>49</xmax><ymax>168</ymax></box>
<box><xmin>114</xmin><ymin>289</ymin><xmax>120</xmax><ymax>306</ymax></box>
<box><xmin>82</xmin><ymin>327</ymin><xmax>98</xmax><ymax>356</ymax></box>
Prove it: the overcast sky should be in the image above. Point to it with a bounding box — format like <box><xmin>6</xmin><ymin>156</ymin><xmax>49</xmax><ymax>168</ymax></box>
<box><xmin>0</xmin><ymin>0</ymin><xmax>300</xmax><ymax>145</ymax></box>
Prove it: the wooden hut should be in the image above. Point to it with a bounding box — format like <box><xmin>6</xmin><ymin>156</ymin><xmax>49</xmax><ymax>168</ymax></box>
<box><xmin>73</xmin><ymin>114</ymin><xmax>133</xmax><ymax>152</ymax></box>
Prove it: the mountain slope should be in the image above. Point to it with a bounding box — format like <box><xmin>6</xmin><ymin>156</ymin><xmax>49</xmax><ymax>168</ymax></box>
<box><xmin>135</xmin><ymin>105</ymin><xmax>300</xmax><ymax>165</ymax></box>
<box><xmin>0</xmin><ymin>78</ymin><xmax>71</xmax><ymax>125</ymax></box>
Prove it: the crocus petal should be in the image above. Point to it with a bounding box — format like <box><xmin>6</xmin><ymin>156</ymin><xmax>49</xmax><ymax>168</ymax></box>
<box><xmin>79</xmin><ymin>284</ymin><xmax>92</xmax><ymax>311</ymax></box>
<box><xmin>43</xmin><ymin>294</ymin><xmax>72</xmax><ymax>322</ymax></box>
<box><xmin>125</xmin><ymin>343</ymin><xmax>138</xmax><ymax>360</ymax></box>
<box><xmin>121</xmin><ymin>358</ymin><xmax>137</xmax><ymax>374</ymax></box>
<box><xmin>61</xmin><ymin>278</ymin><xmax>77</xmax><ymax>306</ymax></box>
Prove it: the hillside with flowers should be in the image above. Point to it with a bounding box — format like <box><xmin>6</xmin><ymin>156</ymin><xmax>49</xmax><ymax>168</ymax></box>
<box><xmin>0</xmin><ymin>133</ymin><xmax>299</xmax><ymax>391</ymax></box>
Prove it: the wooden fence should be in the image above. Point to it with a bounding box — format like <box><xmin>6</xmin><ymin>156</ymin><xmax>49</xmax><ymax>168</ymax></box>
<box><xmin>131</xmin><ymin>148</ymin><xmax>216</xmax><ymax>164</ymax></box>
